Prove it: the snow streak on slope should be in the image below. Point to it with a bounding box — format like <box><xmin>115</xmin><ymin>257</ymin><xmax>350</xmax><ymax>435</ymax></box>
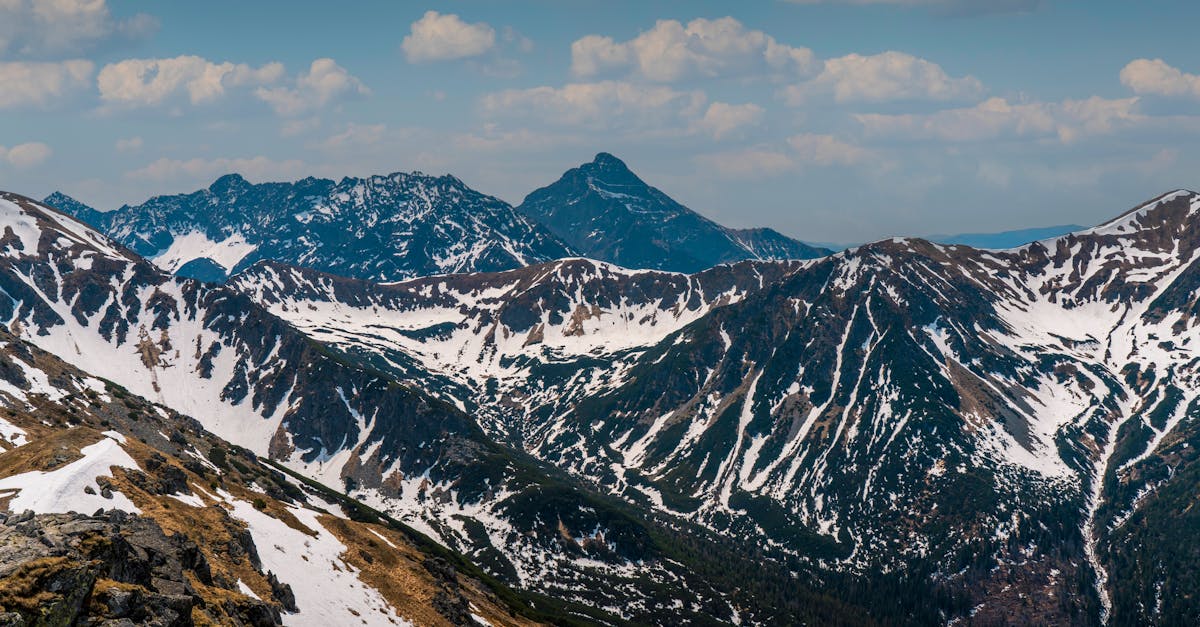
<box><xmin>0</xmin><ymin>432</ymin><xmax>141</xmax><ymax>514</ymax></box>
<box><xmin>234</xmin><ymin>189</ymin><xmax>1200</xmax><ymax>624</ymax></box>
<box><xmin>0</xmin><ymin>192</ymin><xmax>744</xmax><ymax>625</ymax></box>
<box><xmin>231</xmin><ymin>257</ymin><xmax>806</xmax><ymax>437</ymax></box>
<box><xmin>151</xmin><ymin>230</ymin><xmax>257</xmax><ymax>274</ymax></box>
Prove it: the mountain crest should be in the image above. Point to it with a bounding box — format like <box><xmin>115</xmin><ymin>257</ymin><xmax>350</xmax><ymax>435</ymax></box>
<box><xmin>208</xmin><ymin>172</ymin><xmax>251</xmax><ymax>195</ymax></box>
<box><xmin>49</xmin><ymin>171</ymin><xmax>575</xmax><ymax>284</ymax></box>
<box><xmin>1084</xmin><ymin>188</ymin><xmax>1200</xmax><ymax>236</ymax></box>
<box><xmin>517</xmin><ymin>154</ymin><xmax>829</xmax><ymax>272</ymax></box>
<box><xmin>43</xmin><ymin>190</ymin><xmax>104</xmax><ymax>225</ymax></box>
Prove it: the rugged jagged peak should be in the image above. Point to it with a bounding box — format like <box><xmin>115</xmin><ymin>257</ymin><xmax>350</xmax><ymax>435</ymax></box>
<box><xmin>42</xmin><ymin>190</ymin><xmax>105</xmax><ymax>227</ymax></box>
<box><xmin>52</xmin><ymin>169</ymin><xmax>575</xmax><ymax>284</ymax></box>
<box><xmin>207</xmin><ymin>172</ymin><xmax>252</xmax><ymax>195</ymax></box>
<box><xmin>579</xmin><ymin>151</ymin><xmax>646</xmax><ymax>189</ymax></box>
<box><xmin>518</xmin><ymin>153</ymin><xmax>828</xmax><ymax>273</ymax></box>
<box><xmin>1</xmin><ymin>192</ymin><xmax>132</xmax><ymax>263</ymax></box>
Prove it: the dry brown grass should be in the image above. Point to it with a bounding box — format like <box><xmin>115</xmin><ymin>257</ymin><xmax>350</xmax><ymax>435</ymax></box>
<box><xmin>0</xmin><ymin>557</ymin><xmax>79</xmax><ymax>611</ymax></box>
<box><xmin>319</xmin><ymin>515</ymin><xmax>543</xmax><ymax>627</ymax></box>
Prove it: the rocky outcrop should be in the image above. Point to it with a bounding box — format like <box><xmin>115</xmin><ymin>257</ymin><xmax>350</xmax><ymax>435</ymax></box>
<box><xmin>0</xmin><ymin>510</ymin><xmax>279</xmax><ymax>626</ymax></box>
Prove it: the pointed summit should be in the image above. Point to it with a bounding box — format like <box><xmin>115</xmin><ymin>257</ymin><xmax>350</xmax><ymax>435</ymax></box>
<box><xmin>578</xmin><ymin>152</ymin><xmax>645</xmax><ymax>189</ymax></box>
<box><xmin>517</xmin><ymin>154</ymin><xmax>828</xmax><ymax>273</ymax></box>
<box><xmin>43</xmin><ymin>191</ymin><xmax>105</xmax><ymax>227</ymax></box>
<box><xmin>588</xmin><ymin>152</ymin><xmax>630</xmax><ymax>171</ymax></box>
<box><xmin>208</xmin><ymin>173</ymin><xmax>250</xmax><ymax>195</ymax></box>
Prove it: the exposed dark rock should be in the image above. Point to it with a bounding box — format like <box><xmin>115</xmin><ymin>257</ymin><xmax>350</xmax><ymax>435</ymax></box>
<box><xmin>266</xmin><ymin>572</ymin><xmax>296</xmax><ymax>613</ymax></box>
<box><xmin>0</xmin><ymin>512</ymin><xmax>279</xmax><ymax>626</ymax></box>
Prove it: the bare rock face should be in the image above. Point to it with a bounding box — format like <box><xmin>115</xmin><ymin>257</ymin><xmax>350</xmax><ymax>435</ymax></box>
<box><xmin>0</xmin><ymin>510</ymin><xmax>278</xmax><ymax>626</ymax></box>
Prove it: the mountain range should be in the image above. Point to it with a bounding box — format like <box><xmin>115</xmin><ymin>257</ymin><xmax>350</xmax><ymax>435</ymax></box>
<box><xmin>47</xmin><ymin>153</ymin><xmax>830</xmax><ymax>284</ymax></box>
<box><xmin>1</xmin><ymin>164</ymin><xmax>1198</xmax><ymax>625</ymax></box>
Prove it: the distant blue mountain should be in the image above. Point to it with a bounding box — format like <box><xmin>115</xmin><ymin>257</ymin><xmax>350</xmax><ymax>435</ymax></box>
<box><xmin>816</xmin><ymin>224</ymin><xmax>1086</xmax><ymax>252</ymax></box>
<box><xmin>929</xmin><ymin>224</ymin><xmax>1084</xmax><ymax>249</ymax></box>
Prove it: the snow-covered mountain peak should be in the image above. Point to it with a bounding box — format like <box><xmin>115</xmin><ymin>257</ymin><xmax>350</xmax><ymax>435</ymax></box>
<box><xmin>49</xmin><ymin>170</ymin><xmax>575</xmax><ymax>283</ymax></box>
<box><xmin>0</xmin><ymin>192</ymin><xmax>130</xmax><ymax>263</ymax></box>
<box><xmin>1080</xmin><ymin>189</ymin><xmax>1200</xmax><ymax>238</ymax></box>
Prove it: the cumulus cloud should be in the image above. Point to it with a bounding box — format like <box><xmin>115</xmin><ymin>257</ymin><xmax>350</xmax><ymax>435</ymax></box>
<box><xmin>572</xmin><ymin>18</ymin><xmax>978</xmax><ymax>104</ymax></box>
<box><xmin>0</xmin><ymin>142</ymin><xmax>53</xmax><ymax>168</ymax></box>
<box><xmin>254</xmin><ymin>58</ymin><xmax>370</xmax><ymax>116</ymax></box>
<box><xmin>854</xmin><ymin>96</ymin><xmax>1143</xmax><ymax>142</ymax></box>
<box><xmin>402</xmin><ymin>11</ymin><xmax>496</xmax><ymax>62</ymax></box>
<box><xmin>696</xmin><ymin>133</ymin><xmax>873</xmax><ymax>179</ymax></box>
<box><xmin>0</xmin><ymin>0</ymin><xmax>156</xmax><ymax>57</ymax></box>
<box><xmin>97</xmin><ymin>56</ymin><xmax>285</xmax><ymax>107</ymax></box>
<box><xmin>693</xmin><ymin>102</ymin><xmax>765</xmax><ymax>139</ymax></box>
<box><xmin>788</xmin><ymin>133</ymin><xmax>874</xmax><ymax>165</ymax></box>
<box><xmin>124</xmin><ymin>155</ymin><xmax>309</xmax><ymax>183</ymax></box>
<box><xmin>480</xmin><ymin>81</ymin><xmax>708</xmax><ymax>132</ymax></box>
<box><xmin>0</xmin><ymin>60</ymin><xmax>93</xmax><ymax>108</ymax></box>
<box><xmin>570</xmin><ymin>17</ymin><xmax>816</xmax><ymax>82</ymax></box>
<box><xmin>1120</xmin><ymin>59</ymin><xmax>1200</xmax><ymax>100</ymax></box>
<box><xmin>694</xmin><ymin>148</ymin><xmax>798</xmax><ymax>179</ymax></box>
<box><xmin>785</xmin><ymin>51</ymin><xmax>983</xmax><ymax>103</ymax></box>
<box><xmin>316</xmin><ymin>123</ymin><xmax>389</xmax><ymax>151</ymax></box>
<box><xmin>96</xmin><ymin>56</ymin><xmax>367</xmax><ymax>116</ymax></box>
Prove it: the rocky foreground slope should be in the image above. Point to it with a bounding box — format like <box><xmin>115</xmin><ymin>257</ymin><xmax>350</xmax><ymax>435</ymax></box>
<box><xmin>0</xmin><ymin>325</ymin><xmax>542</xmax><ymax>626</ymax></box>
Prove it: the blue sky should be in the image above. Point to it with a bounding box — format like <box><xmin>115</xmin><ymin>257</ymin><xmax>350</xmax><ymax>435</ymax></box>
<box><xmin>1</xmin><ymin>0</ymin><xmax>1198</xmax><ymax>243</ymax></box>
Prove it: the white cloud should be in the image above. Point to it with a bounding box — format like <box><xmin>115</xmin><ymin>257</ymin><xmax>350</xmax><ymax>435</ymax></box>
<box><xmin>97</xmin><ymin>56</ymin><xmax>366</xmax><ymax>116</ymax></box>
<box><xmin>97</xmin><ymin>55</ymin><xmax>285</xmax><ymax>107</ymax></box>
<box><xmin>786</xmin><ymin>51</ymin><xmax>983</xmax><ymax>103</ymax></box>
<box><xmin>114</xmin><ymin>136</ymin><xmax>142</xmax><ymax>153</ymax></box>
<box><xmin>788</xmin><ymin>133</ymin><xmax>873</xmax><ymax>165</ymax></box>
<box><xmin>402</xmin><ymin>10</ymin><xmax>495</xmax><ymax>62</ymax></box>
<box><xmin>124</xmin><ymin>155</ymin><xmax>309</xmax><ymax>183</ymax></box>
<box><xmin>571</xmin><ymin>17</ymin><xmax>816</xmax><ymax>82</ymax></box>
<box><xmin>316</xmin><ymin>123</ymin><xmax>389</xmax><ymax>151</ymax></box>
<box><xmin>695</xmin><ymin>148</ymin><xmax>798</xmax><ymax>179</ymax></box>
<box><xmin>1120</xmin><ymin>58</ymin><xmax>1200</xmax><ymax>100</ymax></box>
<box><xmin>0</xmin><ymin>59</ymin><xmax>93</xmax><ymax>108</ymax></box>
<box><xmin>0</xmin><ymin>142</ymin><xmax>53</xmax><ymax>168</ymax></box>
<box><xmin>694</xmin><ymin>102</ymin><xmax>764</xmax><ymax>139</ymax></box>
<box><xmin>854</xmin><ymin>96</ymin><xmax>1143</xmax><ymax>142</ymax></box>
<box><xmin>254</xmin><ymin>58</ymin><xmax>369</xmax><ymax>116</ymax></box>
<box><xmin>0</xmin><ymin>0</ymin><xmax>156</xmax><ymax>57</ymax></box>
<box><xmin>480</xmin><ymin>81</ymin><xmax>708</xmax><ymax>132</ymax></box>
<box><xmin>696</xmin><ymin>133</ymin><xmax>873</xmax><ymax>179</ymax></box>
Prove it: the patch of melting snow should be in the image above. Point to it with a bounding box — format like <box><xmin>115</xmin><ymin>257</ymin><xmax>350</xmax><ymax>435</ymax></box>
<box><xmin>0</xmin><ymin>432</ymin><xmax>141</xmax><ymax>514</ymax></box>
<box><xmin>151</xmin><ymin>230</ymin><xmax>258</xmax><ymax>273</ymax></box>
<box><xmin>224</xmin><ymin>496</ymin><xmax>411</xmax><ymax>626</ymax></box>
<box><xmin>0</xmin><ymin>417</ymin><xmax>28</xmax><ymax>447</ymax></box>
